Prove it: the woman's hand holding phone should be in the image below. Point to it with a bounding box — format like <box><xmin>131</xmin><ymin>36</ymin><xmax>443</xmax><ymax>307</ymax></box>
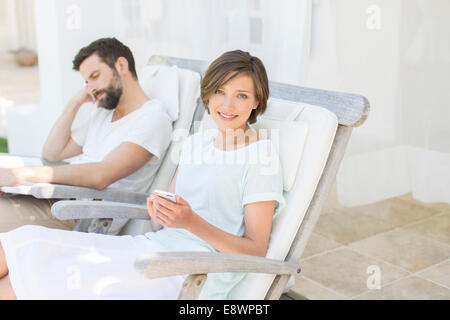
<box><xmin>147</xmin><ymin>190</ymin><xmax>196</xmax><ymax>230</ymax></box>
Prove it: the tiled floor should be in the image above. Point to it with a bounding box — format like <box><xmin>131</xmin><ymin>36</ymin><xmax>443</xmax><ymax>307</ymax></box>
<box><xmin>290</xmin><ymin>188</ymin><xmax>450</xmax><ymax>300</ymax></box>
<box><xmin>1</xmin><ymin>53</ymin><xmax>449</xmax><ymax>300</ymax></box>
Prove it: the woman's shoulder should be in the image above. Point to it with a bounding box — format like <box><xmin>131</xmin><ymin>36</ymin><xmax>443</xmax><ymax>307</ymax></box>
<box><xmin>253</xmin><ymin>138</ymin><xmax>279</xmax><ymax>154</ymax></box>
<box><xmin>250</xmin><ymin>138</ymin><xmax>282</xmax><ymax>167</ymax></box>
<box><xmin>181</xmin><ymin>131</ymin><xmax>209</xmax><ymax>151</ymax></box>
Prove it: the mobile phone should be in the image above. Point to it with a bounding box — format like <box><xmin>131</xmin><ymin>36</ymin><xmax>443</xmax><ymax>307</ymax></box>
<box><xmin>152</xmin><ymin>189</ymin><xmax>177</xmax><ymax>203</ymax></box>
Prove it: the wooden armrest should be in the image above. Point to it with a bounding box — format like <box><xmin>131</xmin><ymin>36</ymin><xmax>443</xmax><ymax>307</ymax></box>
<box><xmin>51</xmin><ymin>200</ymin><xmax>149</xmax><ymax>220</ymax></box>
<box><xmin>1</xmin><ymin>183</ymin><xmax>148</xmax><ymax>204</ymax></box>
<box><xmin>134</xmin><ymin>251</ymin><xmax>301</xmax><ymax>279</ymax></box>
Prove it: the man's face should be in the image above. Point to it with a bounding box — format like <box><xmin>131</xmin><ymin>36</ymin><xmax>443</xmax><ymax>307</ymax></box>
<box><xmin>79</xmin><ymin>53</ymin><xmax>123</xmax><ymax>110</ymax></box>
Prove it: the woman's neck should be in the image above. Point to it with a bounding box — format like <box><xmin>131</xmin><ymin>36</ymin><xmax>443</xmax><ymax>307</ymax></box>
<box><xmin>214</xmin><ymin>126</ymin><xmax>259</xmax><ymax>150</ymax></box>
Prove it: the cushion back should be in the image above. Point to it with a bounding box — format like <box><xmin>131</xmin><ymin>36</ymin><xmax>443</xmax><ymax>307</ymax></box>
<box><xmin>219</xmin><ymin>99</ymin><xmax>338</xmax><ymax>299</ymax></box>
<box><xmin>120</xmin><ymin>65</ymin><xmax>201</xmax><ymax>235</ymax></box>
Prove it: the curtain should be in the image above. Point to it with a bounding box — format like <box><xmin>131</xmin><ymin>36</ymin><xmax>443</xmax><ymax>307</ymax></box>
<box><xmin>0</xmin><ymin>0</ymin><xmax>36</xmax><ymax>52</ymax></box>
<box><xmin>119</xmin><ymin>0</ymin><xmax>450</xmax><ymax>206</ymax></box>
<box><xmin>121</xmin><ymin>0</ymin><xmax>312</xmax><ymax>85</ymax></box>
<box><xmin>398</xmin><ymin>0</ymin><xmax>450</xmax><ymax>204</ymax></box>
<box><xmin>310</xmin><ymin>0</ymin><xmax>450</xmax><ymax>206</ymax></box>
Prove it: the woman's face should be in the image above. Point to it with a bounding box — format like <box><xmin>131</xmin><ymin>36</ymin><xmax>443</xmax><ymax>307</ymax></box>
<box><xmin>208</xmin><ymin>73</ymin><xmax>259</xmax><ymax>133</ymax></box>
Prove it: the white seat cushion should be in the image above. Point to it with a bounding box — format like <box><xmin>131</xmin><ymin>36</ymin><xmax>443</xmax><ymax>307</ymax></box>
<box><xmin>120</xmin><ymin>66</ymin><xmax>201</xmax><ymax>236</ymax></box>
<box><xmin>149</xmin><ymin>67</ymin><xmax>201</xmax><ymax>192</ymax></box>
<box><xmin>198</xmin><ymin>97</ymin><xmax>310</xmax><ymax>192</ymax></box>
<box><xmin>252</xmin><ymin>117</ymin><xmax>308</xmax><ymax>191</ymax></box>
<box><xmin>138</xmin><ymin>65</ymin><xmax>180</xmax><ymax>121</ymax></box>
<box><xmin>263</xmin><ymin>97</ymin><xmax>305</xmax><ymax>121</ymax></box>
<box><xmin>228</xmin><ymin>102</ymin><xmax>338</xmax><ymax>299</ymax></box>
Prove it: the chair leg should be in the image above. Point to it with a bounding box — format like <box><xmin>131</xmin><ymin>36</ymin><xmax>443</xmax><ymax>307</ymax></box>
<box><xmin>178</xmin><ymin>274</ymin><xmax>207</xmax><ymax>300</ymax></box>
<box><xmin>265</xmin><ymin>274</ymin><xmax>291</xmax><ymax>300</ymax></box>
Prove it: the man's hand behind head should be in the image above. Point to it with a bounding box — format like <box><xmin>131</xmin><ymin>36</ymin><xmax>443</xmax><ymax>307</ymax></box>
<box><xmin>71</xmin><ymin>86</ymin><xmax>95</xmax><ymax>107</ymax></box>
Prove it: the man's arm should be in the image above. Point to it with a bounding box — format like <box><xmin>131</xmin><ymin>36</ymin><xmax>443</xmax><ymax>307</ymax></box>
<box><xmin>2</xmin><ymin>142</ymin><xmax>153</xmax><ymax>190</ymax></box>
<box><xmin>42</xmin><ymin>87</ymin><xmax>92</xmax><ymax>162</ymax></box>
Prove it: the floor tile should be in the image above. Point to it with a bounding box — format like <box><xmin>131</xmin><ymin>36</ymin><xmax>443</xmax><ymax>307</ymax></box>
<box><xmin>357</xmin><ymin>197</ymin><xmax>440</xmax><ymax>228</ymax></box>
<box><xmin>300</xmin><ymin>232</ymin><xmax>343</xmax><ymax>259</ymax></box>
<box><xmin>404</xmin><ymin>212</ymin><xmax>450</xmax><ymax>245</ymax></box>
<box><xmin>299</xmin><ymin>247</ymin><xmax>409</xmax><ymax>298</ymax></box>
<box><xmin>291</xmin><ymin>275</ymin><xmax>349</xmax><ymax>300</ymax></box>
<box><xmin>355</xmin><ymin>276</ymin><xmax>450</xmax><ymax>300</ymax></box>
<box><xmin>313</xmin><ymin>208</ymin><xmax>395</xmax><ymax>245</ymax></box>
<box><xmin>416</xmin><ymin>260</ymin><xmax>450</xmax><ymax>289</ymax></box>
<box><xmin>349</xmin><ymin>228</ymin><xmax>450</xmax><ymax>273</ymax></box>
<box><xmin>398</xmin><ymin>193</ymin><xmax>450</xmax><ymax>213</ymax></box>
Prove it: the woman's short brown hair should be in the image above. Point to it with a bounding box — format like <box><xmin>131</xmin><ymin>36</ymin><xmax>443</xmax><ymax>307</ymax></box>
<box><xmin>201</xmin><ymin>50</ymin><xmax>269</xmax><ymax>125</ymax></box>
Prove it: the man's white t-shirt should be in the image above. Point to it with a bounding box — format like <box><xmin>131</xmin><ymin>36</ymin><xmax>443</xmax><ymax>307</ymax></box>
<box><xmin>70</xmin><ymin>99</ymin><xmax>173</xmax><ymax>194</ymax></box>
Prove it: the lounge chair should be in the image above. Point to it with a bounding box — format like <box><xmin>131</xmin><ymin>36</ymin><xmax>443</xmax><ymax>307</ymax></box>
<box><xmin>51</xmin><ymin>55</ymin><xmax>369</xmax><ymax>299</ymax></box>
<box><xmin>0</xmin><ymin>56</ymin><xmax>204</xmax><ymax>233</ymax></box>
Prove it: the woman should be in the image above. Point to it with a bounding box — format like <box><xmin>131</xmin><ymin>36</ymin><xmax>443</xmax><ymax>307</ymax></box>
<box><xmin>0</xmin><ymin>50</ymin><xmax>284</xmax><ymax>300</ymax></box>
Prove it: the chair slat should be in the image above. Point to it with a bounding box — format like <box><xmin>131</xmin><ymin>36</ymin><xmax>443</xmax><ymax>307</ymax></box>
<box><xmin>270</xmin><ymin>81</ymin><xmax>369</xmax><ymax>127</ymax></box>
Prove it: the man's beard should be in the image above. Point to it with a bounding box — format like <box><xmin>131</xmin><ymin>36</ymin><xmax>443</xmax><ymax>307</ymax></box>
<box><xmin>95</xmin><ymin>72</ymin><xmax>123</xmax><ymax>110</ymax></box>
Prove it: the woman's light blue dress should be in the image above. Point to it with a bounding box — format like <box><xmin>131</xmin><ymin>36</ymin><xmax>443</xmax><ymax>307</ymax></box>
<box><xmin>147</xmin><ymin>130</ymin><xmax>285</xmax><ymax>299</ymax></box>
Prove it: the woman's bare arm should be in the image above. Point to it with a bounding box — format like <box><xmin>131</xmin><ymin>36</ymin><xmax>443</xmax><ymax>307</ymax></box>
<box><xmin>152</xmin><ymin>195</ymin><xmax>276</xmax><ymax>257</ymax></box>
<box><xmin>186</xmin><ymin>200</ymin><xmax>275</xmax><ymax>257</ymax></box>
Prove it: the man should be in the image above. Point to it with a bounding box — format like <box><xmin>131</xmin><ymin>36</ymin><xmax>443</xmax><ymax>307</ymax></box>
<box><xmin>0</xmin><ymin>38</ymin><xmax>173</xmax><ymax>233</ymax></box>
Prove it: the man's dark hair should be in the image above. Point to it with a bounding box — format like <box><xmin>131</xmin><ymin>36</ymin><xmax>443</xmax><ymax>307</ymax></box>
<box><xmin>72</xmin><ymin>37</ymin><xmax>138</xmax><ymax>80</ymax></box>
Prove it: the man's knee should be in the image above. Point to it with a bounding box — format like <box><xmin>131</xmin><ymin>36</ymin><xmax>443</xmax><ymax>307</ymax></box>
<box><xmin>0</xmin><ymin>195</ymin><xmax>48</xmax><ymax>220</ymax></box>
<box><xmin>0</xmin><ymin>196</ymin><xmax>75</xmax><ymax>232</ymax></box>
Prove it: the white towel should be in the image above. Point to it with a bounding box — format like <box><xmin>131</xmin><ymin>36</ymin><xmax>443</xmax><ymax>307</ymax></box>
<box><xmin>138</xmin><ymin>65</ymin><xmax>180</xmax><ymax>122</ymax></box>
